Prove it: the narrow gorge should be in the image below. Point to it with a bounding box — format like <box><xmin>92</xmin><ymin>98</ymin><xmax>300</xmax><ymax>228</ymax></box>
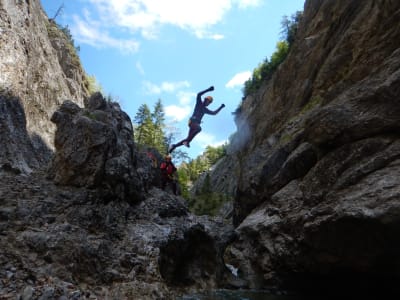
<box><xmin>1</xmin><ymin>0</ymin><xmax>400</xmax><ymax>299</ymax></box>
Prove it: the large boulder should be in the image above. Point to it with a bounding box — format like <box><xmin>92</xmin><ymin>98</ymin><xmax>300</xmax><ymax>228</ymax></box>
<box><xmin>48</xmin><ymin>92</ymin><xmax>143</xmax><ymax>203</ymax></box>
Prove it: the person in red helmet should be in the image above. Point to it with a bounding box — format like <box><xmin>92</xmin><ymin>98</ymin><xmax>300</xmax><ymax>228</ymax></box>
<box><xmin>160</xmin><ymin>155</ymin><xmax>178</xmax><ymax>195</ymax></box>
<box><xmin>168</xmin><ymin>86</ymin><xmax>225</xmax><ymax>153</ymax></box>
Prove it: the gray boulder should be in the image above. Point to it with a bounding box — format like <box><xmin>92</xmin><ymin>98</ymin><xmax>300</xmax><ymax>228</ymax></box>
<box><xmin>48</xmin><ymin>92</ymin><xmax>143</xmax><ymax>203</ymax></box>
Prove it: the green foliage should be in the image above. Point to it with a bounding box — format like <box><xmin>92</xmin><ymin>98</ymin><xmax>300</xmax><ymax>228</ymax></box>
<box><xmin>46</xmin><ymin>20</ymin><xmax>80</xmax><ymax>67</ymax></box>
<box><xmin>242</xmin><ymin>40</ymin><xmax>290</xmax><ymax>97</ymax></box>
<box><xmin>280</xmin><ymin>11</ymin><xmax>303</xmax><ymax>46</ymax></box>
<box><xmin>241</xmin><ymin>11</ymin><xmax>302</xmax><ymax>100</ymax></box>
<box><xmin>204</xmin><ymin>144</ymin><xmax>227</xmax><ymax>166</ymax></box>
<box><xmin>178</xmin><ymin>143</ymin><xmax>227</xmax><ymax>183</ymax></box>
<box><xmin>86</xmin><ymin>74</ymin><xmax>103</xmax><ymax>94</ymax></box>
<box><xmin>59</xmin><ymin>24</ymin><xmax>80</xmax><ymax>53</ymax></box>
<box><xmin>177</xmin><ymin>144</ymin><xmax>228</xmax><ymax>215</ymax></box>
<box><xmin>133</xmin><ymin>101</ymin><xmax>169</xmax><ymax>155</ymax></box>
<box><xmin>186</xmin><ymin>174</ymin><xmax>229</xmax><ymax>216</ymax></box>
<box><xmin>132</xmin><ymin>101</ymin><xmax>229</xmax><ymax>215</ymax></box>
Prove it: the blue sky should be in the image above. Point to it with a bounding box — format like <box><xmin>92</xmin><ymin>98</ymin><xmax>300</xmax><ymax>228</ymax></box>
<box><xmin>40</xmin><ymin>0</ymin><xmax>305</xmax><ymax>160</ymax></box>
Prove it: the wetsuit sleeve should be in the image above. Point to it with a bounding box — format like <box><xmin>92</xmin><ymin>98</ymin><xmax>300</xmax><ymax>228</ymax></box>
<box><xmin>196</xmin><ymin>87</ymin><xmax>213</xmax><ymax>105</ymax></box>
<box><xmin>204</xmin><ymin>104</ymin><xmax>224</xmax><ymax>115</ymax></box>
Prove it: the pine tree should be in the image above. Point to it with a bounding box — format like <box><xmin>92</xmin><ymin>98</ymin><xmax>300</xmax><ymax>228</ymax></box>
<box><xmin>134</xmin><ymin>104</ymin><xmax>152</xmax><ymax>145</ymax></box>
<box><xmin>152</xmin><ymin>99</ymin><xmax>168</xmax><ymax>153</ymax></box>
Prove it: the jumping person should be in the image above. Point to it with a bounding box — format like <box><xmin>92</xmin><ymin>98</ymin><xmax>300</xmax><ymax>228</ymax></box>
<box><xmin>168</xmin><ymin>86</ymin><xmax>225</xmax><ymax>153</ymax></box>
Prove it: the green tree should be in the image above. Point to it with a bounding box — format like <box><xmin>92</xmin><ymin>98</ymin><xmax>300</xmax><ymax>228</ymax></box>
<box><xmin>241</xmin><ymin>11</ymin><xmax>302</xmax><ymax>100</ymax></box>
<box><xmin>133</xmin><ymin>100</ymin><xmax>171</xmax><ymax>154</ymax></box>
<box><xmin>134</xmin><ymin>104</ymin><xmax>152</xmax><ymax>146</ymax></box>
<box><xmin>270</xmin><ymin>41</ymin><xmax>289</xmax><ymax>69</ymax></box>
<box><xmin>204</xmin><ymin>144</ymin><xmax>227</xmax><ymax>165</ymax></box>
<box><xmin>280</xmin><ymin>11</ymin><xmax>302</xmax><ymax>47</ymax></box>
<box><xmin>151</xmin><ymin>99</ymin><xmax>168</xmax><ymax>153</ymax></box>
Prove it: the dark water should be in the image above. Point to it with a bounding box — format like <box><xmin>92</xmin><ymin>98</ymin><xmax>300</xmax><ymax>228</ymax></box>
<box><xmin>179</xmin><ymin>289</ymin><xmax>298</xmax><ymax>300</ymax></box>
<box><xmin>179</xmin><ymin>287</ymin><xmax>395</xmax><ymax>300</ymax></box>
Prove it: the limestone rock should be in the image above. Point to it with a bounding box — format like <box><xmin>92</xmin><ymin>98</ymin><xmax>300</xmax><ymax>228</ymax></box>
<box><xmin>48</xmin><ymin>93</ymin><xmax>143</xmax><ymax>203</ymax></box>
<box><xmin>0</xmin><ymin>0</ymin><xmax>89</xmax><ymax>173</ymax></box>
<box><xmin>219</xmin><ymin>0</ymin><xmax>400</xmax><ymax>292</ymax></box>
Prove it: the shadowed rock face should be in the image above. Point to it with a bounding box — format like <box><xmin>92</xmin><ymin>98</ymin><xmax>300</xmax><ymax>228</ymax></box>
<box><xmin>0</xmin><ymin>0</ymin><xmax>89</xmax><ymax>141</ymax></box>
<box><xmin>217</xmin><ymin>0</ymin><xmax>400</xmax><ymax>292</ymax></box>
<box><xmin>0</xmin><ymin>93</ymin><xmax>51</xmax><ymax>174</ymax></box>
<box><xmin>159</xmin><ymin>221</ymin><xmax>235</xmax><ymax>288</ymax></box>
<box><xmin>0</xmin><ymin>0</ymin><xmax>89</xmax><ymax>173</ymax></box>
<box><xmin>47</xmin><ymin>93</ymin><xmax>144</xmax><ymax>203</ymax></box>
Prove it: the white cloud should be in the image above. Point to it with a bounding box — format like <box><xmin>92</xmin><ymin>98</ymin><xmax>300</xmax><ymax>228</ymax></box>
<box><xmin>136</xmin><ymin>61</ymin><xmax>145</xmax><ymax>75</ymax></box>
<box><xmin>165</xmin><ymin>105</ymin><xmax>191</xmax><ymax>122</ymax></box>
<box><xmin>211</xmin><ymin>34</ymin><xmax>225</xmax><ymax>40</ymax></box>
<box><xmin>234</xmin><ymin>0</ymin><xmax>262</xmax><ymax>9</ymax></box>
<box><xmin>165</xmin><ymin>91</ymin><xmax>195</xmax><ymax>121</ymax></box>
<box><xmin>194</xmin><ymin>132</ymin><xmax>227</xmax><ymax>149</ymax></box>
<box><xmin>225</xmin><ymin>71</ymin><xmax>251</xmax><ymax>88</ymax></box>
<box><xmin>142</xmin><ymin>80</ymin><xmax>190</xmax><ymax>95</ymax></box>
<box><xmin>70</xmin><ymin>0</ymin><xmax>263</xmax><ymax>51</ymax></box>
<box><xmin>177</xmin><ymin>91</ymin><xmax>195</xmax><ymax>105</ymax></box>
<box><xmin>71</xmin><ymin>14</ymin><xmax>139</xmax><ymax>53</ymax></box>
<box><xmin>195</xmin><ymin>30</ymin><xmax>225</xmax><ymax>40</ymax></box>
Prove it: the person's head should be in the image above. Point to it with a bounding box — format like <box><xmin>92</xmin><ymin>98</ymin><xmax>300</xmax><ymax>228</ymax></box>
<box><xmin>165</xmin><ymin>155</ymin><xmax>172</xmax><ymax>161</ymax></box>
<box><xmin>203</xmin><ymin>96</ymin><xmax>213</xmax><ymax>106</ymax></box>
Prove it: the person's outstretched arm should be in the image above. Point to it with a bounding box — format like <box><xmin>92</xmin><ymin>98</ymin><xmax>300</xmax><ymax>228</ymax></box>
<box><xmin>205</xmin><ymin>103</ymin><xmax>225</xmax><ymax>115</ymax></box>
<box><xmin>196</xmin><ymin>86</ymin><xmax>214</xmax><ymax>104</ymax></box>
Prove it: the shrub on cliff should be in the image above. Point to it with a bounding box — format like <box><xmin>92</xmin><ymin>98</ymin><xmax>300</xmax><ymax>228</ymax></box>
<box><xmin>242</xmin><ymin>11</ymin><xmax>302</xmax><ymax>99</ymax></box>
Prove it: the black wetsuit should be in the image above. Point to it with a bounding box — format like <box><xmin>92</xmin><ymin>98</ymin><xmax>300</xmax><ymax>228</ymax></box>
<box><xmin>169</xmin><ymin>87</ymin><xmax>224</xmax><ymax>153</ymax></box>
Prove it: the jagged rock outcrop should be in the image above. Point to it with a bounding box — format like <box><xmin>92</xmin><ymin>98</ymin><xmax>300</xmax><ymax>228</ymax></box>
<box><xmin>47</xmin><ymin>92</ymin><xmax>144</xmax><ymax>203</ymax></box>
<box><xmin>220</xmin><ymin>0</ymin><xmax>400</xmax><ymax>294</ymax></box>
<box><xmin>0</xmin><ymin>0</ymin><xmax>89</xmax><ymax>173</ymax></box>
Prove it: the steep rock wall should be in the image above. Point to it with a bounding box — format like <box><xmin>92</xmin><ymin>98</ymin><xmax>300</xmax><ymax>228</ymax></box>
<box><xmin>0</xmin><ymin>0</ymin><xmax>89</xmax><ymax>172</ymax></box>
<box><xmin>222</xmin><ymin>0</ymin><xmax>400</xmax><ymax>292</ymax></box>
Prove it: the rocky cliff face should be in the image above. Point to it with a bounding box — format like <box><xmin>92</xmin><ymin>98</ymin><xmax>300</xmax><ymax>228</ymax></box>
<box><xmin>0</xmin><ymin>0</ymin><xmax>89</xmax><ymax>173</ymax></box>
<box><xmin>221</xmin><ymin>0</ymin><xmax>400</xmax><ymax>294</ymax></box>
<box><xmin>0</xmin><ymin>93</ymin><xmax>235</xmax><ymax>299</ymax></box>
<box><xmin>1</xmin><ymin>0</ymin><xmax>400</xmax><ymax>298</ymax></box>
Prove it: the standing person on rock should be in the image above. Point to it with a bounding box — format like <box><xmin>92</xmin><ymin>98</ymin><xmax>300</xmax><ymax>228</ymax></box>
<box><xmin>160</xmin><ymin>155</ymin><xmax>178</xmax><ymax>195</ymax></box>
<box><xmin>168</xmin><ymin>86</ymin><xmax>225</xmax><ymax>153</ymax></box>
